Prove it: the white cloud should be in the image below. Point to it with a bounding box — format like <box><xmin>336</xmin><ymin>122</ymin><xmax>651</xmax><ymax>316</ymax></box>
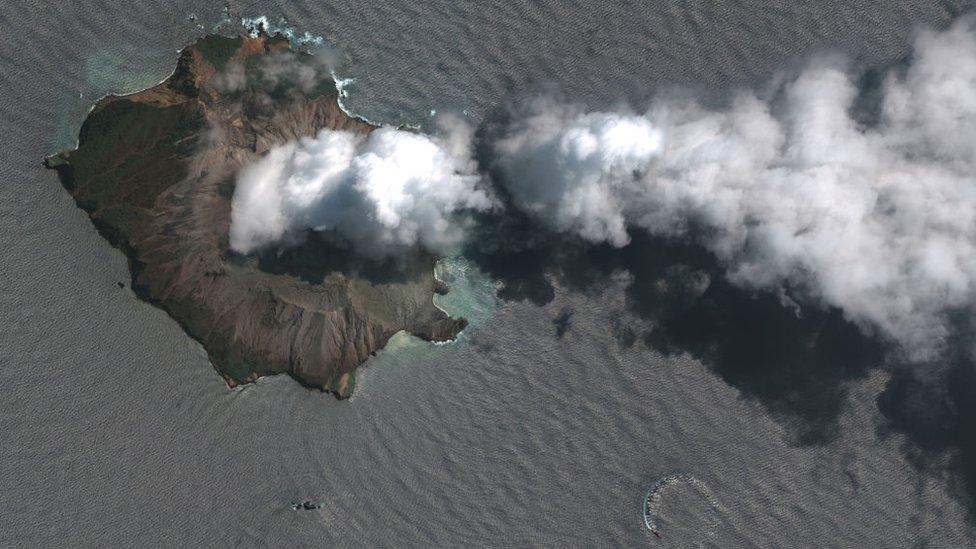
<box><xmin>230</xmin><ymin>116</ymin><xmax>494</xmax><ymax>258</ymax></box>
<box><xmin>494</xmin><ymin>101</ymin><xmax>663</xmax><ymax>247</ymax></box>
<box><xmin>493</xmin><ymin>18</ymin><xmax>976</xmax><ymax>360</ymax></box>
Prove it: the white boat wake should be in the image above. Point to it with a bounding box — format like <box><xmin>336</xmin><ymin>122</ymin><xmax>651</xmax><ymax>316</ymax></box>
<box><xmin>642</xmin><ymin>473</ymin><xmax>727</xmax><ymax>540</ymax></box>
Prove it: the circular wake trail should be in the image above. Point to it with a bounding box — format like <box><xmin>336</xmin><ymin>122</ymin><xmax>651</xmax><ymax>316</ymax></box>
<box><xmin>642</xmin><ymin>473</ymin><xmax>727</xmax><ymax>539</ymax></box>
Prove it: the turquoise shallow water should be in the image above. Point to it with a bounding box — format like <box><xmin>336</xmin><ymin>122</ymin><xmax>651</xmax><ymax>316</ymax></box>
<box><xmin>356</xmin><ymin>257</ymin><xmax>499</xmax><ymax>398</ymax></box>
<box><xmin>1</xmin><ymin>1</ymin><xmax>975</xmax><ymax>546</ymax></box>
<box><xmin>434</xmin><ymin>256</ymin><xmax>500</xmax><ymax>332</ymax></box>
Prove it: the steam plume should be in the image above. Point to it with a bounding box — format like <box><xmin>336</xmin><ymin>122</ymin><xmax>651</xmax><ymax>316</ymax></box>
<box><xmin>230</xmin><ymin>116</ymin><xmax>493</xmax><ymax>258</ymax></box>
<box><xmin>493</xmin><ymin>18</ymin><xmax>976</xmax><ymax>359</ymax></box>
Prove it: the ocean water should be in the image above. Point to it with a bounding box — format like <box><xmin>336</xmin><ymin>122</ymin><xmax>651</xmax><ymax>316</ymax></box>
<box><xmin>1</xmin><ymin>0</ymin><xmax>975</xmax><ymax>546</ymax></box>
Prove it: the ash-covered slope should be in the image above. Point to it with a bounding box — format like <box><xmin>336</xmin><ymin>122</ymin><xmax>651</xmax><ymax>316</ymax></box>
<box><xmin>45</xmin><ymin>32</ymin><xmax>466</xmax><ymax>398</ymax></box>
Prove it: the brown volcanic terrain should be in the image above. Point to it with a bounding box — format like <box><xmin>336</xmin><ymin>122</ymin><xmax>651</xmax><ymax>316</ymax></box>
<box><xmin>45</xmin><ymin>32</ymin><xmax>466</xmax><ymax>398</ymax></box>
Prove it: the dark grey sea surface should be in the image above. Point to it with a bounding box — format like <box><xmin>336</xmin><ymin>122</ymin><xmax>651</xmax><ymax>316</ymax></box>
<box><xmin>1</xmin><ymin>0</ymin><xmax>974</xmax><ymax>546</ymax></box>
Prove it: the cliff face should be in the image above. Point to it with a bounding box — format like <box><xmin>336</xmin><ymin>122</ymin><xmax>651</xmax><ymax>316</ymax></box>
<box><xmin>45</xmin><ymin>32</ymin><xmax>466</xmax><ymax>398</ymax></box>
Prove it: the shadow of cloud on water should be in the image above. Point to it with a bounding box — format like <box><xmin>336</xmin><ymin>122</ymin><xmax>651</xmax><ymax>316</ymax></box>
<box><xmin>463</xmin><ymin>209</ymin><xmax>884</xmax><ymax>445</ymax></box>
<box><xmin>466</xmin><ymin>104</ymin><xmax>883</xmax><ymax>445</ymax></box>
<box><xmin>464</xmin><ymin>205</ymin><xmax>976</xmax><ymax>513</ymax></box>
<box><xmin>461</xmin><ymin>43</ymin><xmax>976</xmax><ymax>519</ymax></box>
<box><xmin>876</xmin><ymin>331</ymin><xmax>976</xmax><ymax>514</ymax></box>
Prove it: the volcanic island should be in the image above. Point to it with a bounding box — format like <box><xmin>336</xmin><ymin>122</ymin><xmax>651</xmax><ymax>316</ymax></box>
<box><xmin>44</xmin><ymin>31</ymin><xmax>467</xmax><ymax>398</ymax></box>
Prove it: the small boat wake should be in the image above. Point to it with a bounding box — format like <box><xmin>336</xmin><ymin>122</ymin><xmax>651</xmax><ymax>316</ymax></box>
<box><xmin>642</xmin><ymin>473</ymin><xmax>726</xmax><ymax>540</ymax></box>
